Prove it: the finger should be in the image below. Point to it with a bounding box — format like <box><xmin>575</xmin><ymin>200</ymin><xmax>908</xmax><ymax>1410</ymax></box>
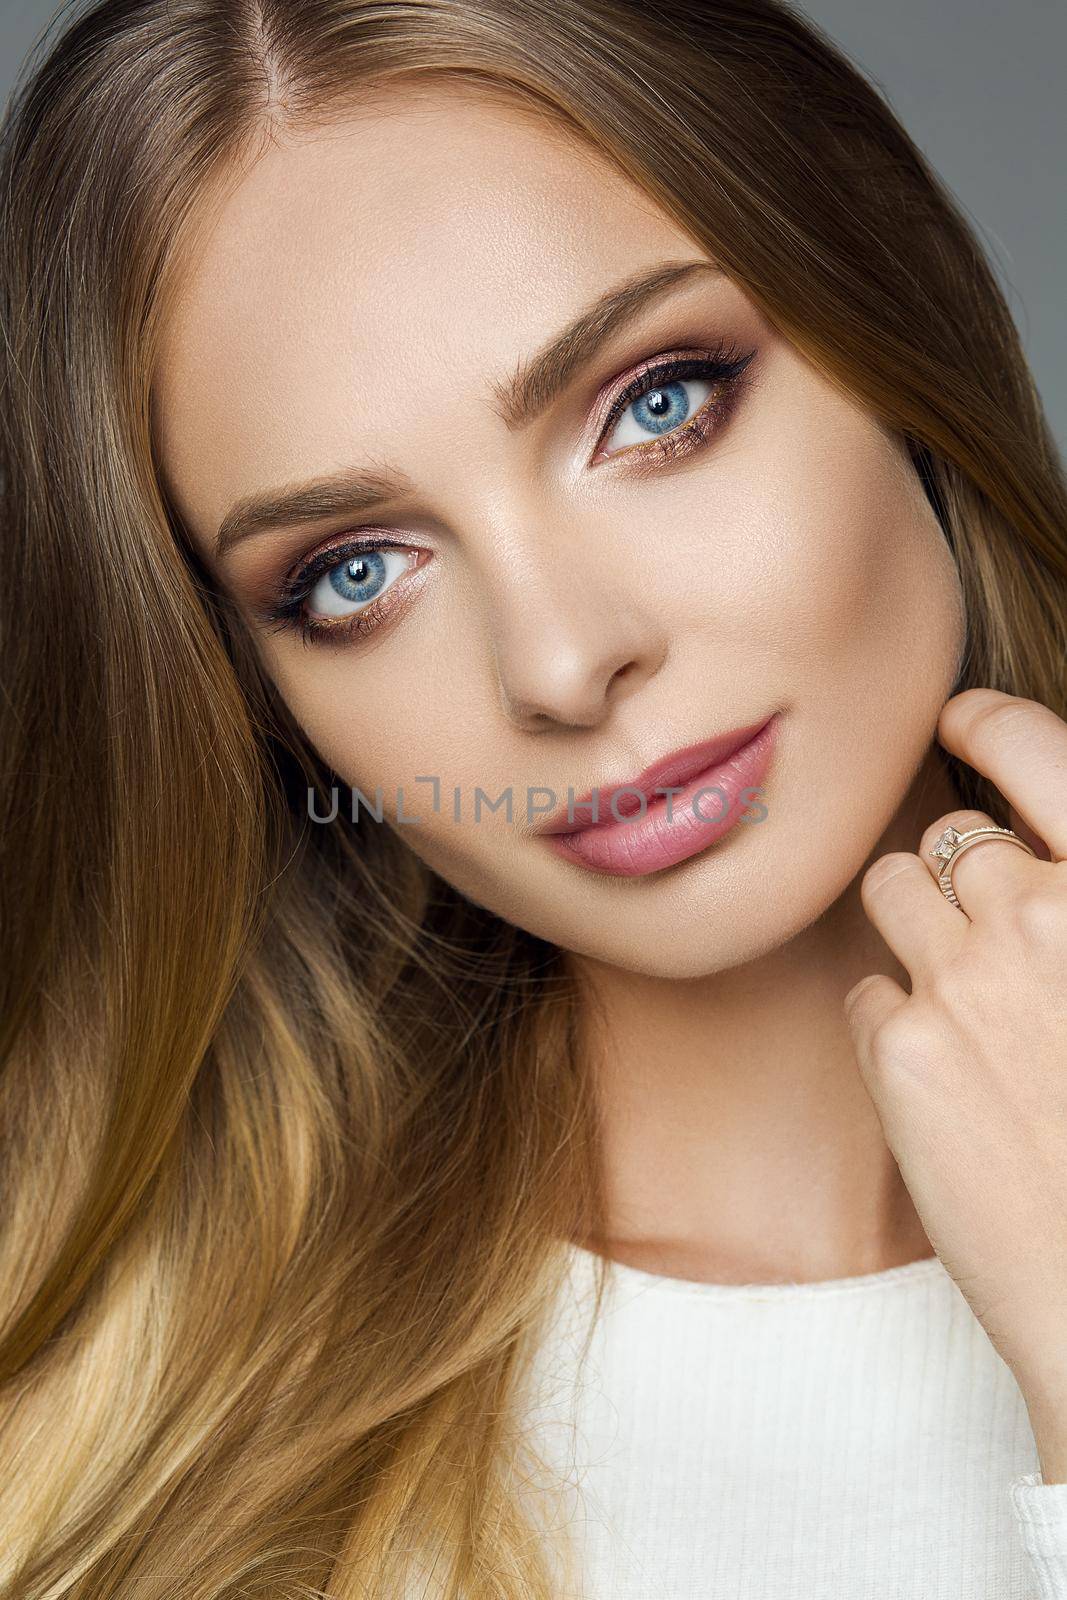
<box><xmin>920</xmin><ymin>806</ymin><xmax>1049</xmax><ymax>920</ymax></box>
<box><xmin>858</xmin><ymin>850</ymin><xmax>964</xmax><ymax>978</ymax></box>
<box><xmin>937</xmin><ymin>690</ymin><xmax>1067</xmax><ymax>863</ymax></box>
<box><xmin>843</xmin><ymin>972</ymin><xmax>909</xmax><ymax>1082</ymax></box>
<box><xmin>1008</xmin><ymin>801</ymin><xmax>1055</xmax><ymax>863</ymax></box>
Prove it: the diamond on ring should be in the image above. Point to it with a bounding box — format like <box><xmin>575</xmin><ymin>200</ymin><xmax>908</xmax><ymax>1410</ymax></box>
<box><xmin>930</xmin><ymin>826</ymin><xmax>962</xmax><ymax>862</ymax></box>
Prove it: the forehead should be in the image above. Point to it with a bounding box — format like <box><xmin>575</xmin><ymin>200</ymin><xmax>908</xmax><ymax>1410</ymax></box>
<box><xmin>152</xmin><ymin>82</ymin><xmax>698</xmax><ymax>558</ymax></box>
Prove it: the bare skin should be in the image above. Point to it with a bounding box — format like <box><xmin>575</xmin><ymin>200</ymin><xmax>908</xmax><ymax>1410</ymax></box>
<box><xmin>153</xmin><ymin>80</ymin><xmax>967</xmax><ymax>1287</ymax></box>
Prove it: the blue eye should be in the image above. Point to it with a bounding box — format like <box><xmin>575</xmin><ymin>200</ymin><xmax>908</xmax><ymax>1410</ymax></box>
<box><xmin>306</xmin><ymin>547</ymin><xmax>410</xmax><ymax>619</ymax></box>
<box><xmin>597</xmin><ymin>347</ymin><xmax>756</xmax><ymax>461</ymax></box>
<box><xmin>257</xmin><ymin>536</ymin><xmax>423</xmax><ymax>649</ymax></box>
<box><xmin>604</xmin><ymin>374</ymin><xmax>717</xmax><ymax>452</ymax></box>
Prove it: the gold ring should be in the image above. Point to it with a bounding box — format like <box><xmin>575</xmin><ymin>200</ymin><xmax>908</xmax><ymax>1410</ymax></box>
<box><xmin>928</xmin><ymin>824</ymin><xmax>1037</xmax><ymax>910</ymax></box>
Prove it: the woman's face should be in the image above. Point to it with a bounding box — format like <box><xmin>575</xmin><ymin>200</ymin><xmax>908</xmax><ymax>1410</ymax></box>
<box><xmin>154</xmin><ymin>81</ymin><xmax>965</xmax><ymax>979</ymax></box>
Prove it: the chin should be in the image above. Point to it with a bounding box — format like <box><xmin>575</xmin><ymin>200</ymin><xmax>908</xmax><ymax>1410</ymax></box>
<box><xmin>465</xmin><ymin>828</ymin><xmax>830</xmax><ymax>980</ymax></box>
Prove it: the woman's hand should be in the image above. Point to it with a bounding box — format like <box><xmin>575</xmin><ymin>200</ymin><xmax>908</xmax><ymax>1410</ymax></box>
<box><xmin>844</xmin><ymin>687</ymin><xmax>1067</xmax><ymax>1477</ymax></box>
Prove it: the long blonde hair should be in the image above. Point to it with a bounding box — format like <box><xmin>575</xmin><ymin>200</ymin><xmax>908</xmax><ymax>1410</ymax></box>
<box><xmin>1</xmin><ymin>1</ymin><xmax>1064</xmax><ymax>1594</ymax></box>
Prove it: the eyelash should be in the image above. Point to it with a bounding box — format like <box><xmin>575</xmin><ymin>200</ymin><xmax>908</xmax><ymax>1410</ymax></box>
<box><xmin>259</xmin><ymin>339</ymin><xmax>756</xmax><ymax>649</ymax></box>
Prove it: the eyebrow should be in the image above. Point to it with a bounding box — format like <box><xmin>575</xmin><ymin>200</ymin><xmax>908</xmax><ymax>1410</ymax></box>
<box><xmin>214</xmin><ymin>256</ymin><xmax>720</xmax><ymax>559</ymax></box>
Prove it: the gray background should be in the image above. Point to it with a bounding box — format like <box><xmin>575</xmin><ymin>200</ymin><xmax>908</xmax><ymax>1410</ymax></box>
<box><xmin>2</xmin><ymin>0</ymin><xmax>1064</xmax><ymax>454</ymax></box>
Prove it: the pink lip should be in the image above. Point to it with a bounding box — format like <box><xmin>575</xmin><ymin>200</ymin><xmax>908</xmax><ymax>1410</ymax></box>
<box><xmin>540</xmin><ymin>712</ymin><xmax>779</xmax><ymax>878</ymax></box>
<box><xmin>537</xmin><ymin>715</ymin><xmax>774</xmax><ymax>834</ymax></box>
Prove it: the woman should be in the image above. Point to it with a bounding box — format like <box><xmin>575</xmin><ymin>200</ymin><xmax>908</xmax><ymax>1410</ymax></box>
<box><xmin>1</xmin><ymin>0</ymin><xmax>1066</xmax><ymax>1594</ymax></box>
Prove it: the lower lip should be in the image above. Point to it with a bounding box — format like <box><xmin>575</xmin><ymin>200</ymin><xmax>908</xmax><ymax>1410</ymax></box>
<box><xmin>544</xmin><ymin>713</ymin><xmax>779</xmax><ymax>878</ymax></box>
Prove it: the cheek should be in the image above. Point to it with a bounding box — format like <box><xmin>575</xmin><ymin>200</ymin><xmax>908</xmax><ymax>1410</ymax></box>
<box><xmin>785</xmin><ymin>437</ymin><xmax>965</xmax><ymax>694</ymax></box>
<box><xmin>688</xmin><ymin>410</ymin><xmax>964</xmax><ymax>690</ymax></box>
<box><xmin>621</xmin><ymin>361</ymin><xmax>962</xmax><ymax>695</ymax></box>
<box><xmin>255</xmin><ymin>632</ymin><xmax>505</xmax><ymax>853</ymax></box>
<box><xmin>254</xmin><ymin>635</ymin><xmax>552</xmax><ymax>912</ymax></box>
<box><xmin>757</xmin><ymin>428</ymin><xmax>966</xmax><ymax>872</ymax></box>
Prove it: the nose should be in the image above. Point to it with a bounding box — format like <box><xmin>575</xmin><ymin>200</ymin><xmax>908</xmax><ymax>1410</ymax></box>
<box><xmin>485</xmin><ymin>544</ymin><xmax>670</xmax><ymax>730</ymax></box>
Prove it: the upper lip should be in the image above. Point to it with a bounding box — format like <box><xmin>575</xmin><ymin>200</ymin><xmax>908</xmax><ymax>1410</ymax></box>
<box><xmin>535</xmin><ymin>715</ymin><xmax>774</xmax><ymax>835</ymax></box>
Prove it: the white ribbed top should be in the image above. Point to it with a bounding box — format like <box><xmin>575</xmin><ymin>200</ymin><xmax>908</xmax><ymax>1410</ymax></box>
<box><xmin>514</xmin><ymin>1244</ymin><xmax>1067</xmax><ymax>1598</ymax></box>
